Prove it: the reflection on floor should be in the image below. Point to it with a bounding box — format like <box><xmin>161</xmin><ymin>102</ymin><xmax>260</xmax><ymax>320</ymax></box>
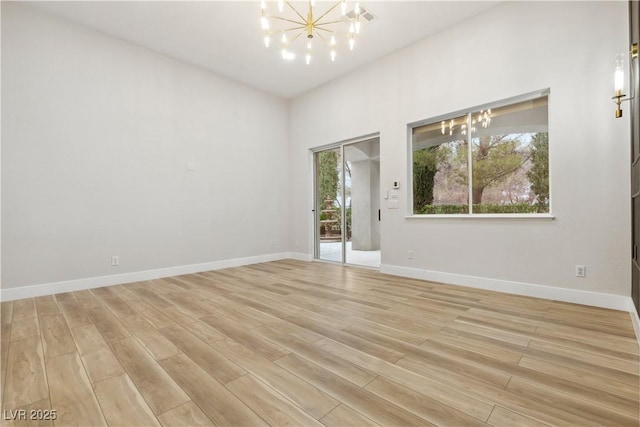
<box><xmin>319</xmin><ymin>241</ymin><xmax>381</xmax><ymax>268</ymax></box>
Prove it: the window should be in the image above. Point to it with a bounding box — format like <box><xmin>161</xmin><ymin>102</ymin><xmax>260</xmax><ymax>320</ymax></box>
<box><xmin>410</xmin><ymin>91</ymin><xmax>549</xmax><ymax>215</ymax></box>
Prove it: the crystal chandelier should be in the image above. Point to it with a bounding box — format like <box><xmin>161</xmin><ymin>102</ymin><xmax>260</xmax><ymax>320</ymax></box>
<box><xmin>260</xmin><ymin>1</ymin><xmax>371</xmax><ymax>64</ymax></box>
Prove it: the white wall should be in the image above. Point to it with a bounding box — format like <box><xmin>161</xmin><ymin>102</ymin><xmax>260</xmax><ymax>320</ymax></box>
<box><xmin>289</xmin><ymin>1</ymin><xmax>632</xmax><ymax>299</ymax></box>
<box><xmin>1</xmin><ymin>3</ymin><xmax>289</xmax><ymax>291</ymax></box>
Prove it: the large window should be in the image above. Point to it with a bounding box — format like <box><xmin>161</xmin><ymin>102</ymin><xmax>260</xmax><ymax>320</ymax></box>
<box><xmin>411</xmin><ymin>91</ymin><xmax>549</xmax><ymax>215</ymax></box>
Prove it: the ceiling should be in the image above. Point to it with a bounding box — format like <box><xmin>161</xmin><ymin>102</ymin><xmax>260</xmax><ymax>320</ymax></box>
<box><xmin>27</xmin><ymin>1</ymin><xmax>501</xmax><ymax>99</ymax></box>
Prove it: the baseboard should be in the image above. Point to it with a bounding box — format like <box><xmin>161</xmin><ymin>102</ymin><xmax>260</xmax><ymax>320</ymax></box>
<box><xmin>0</xmin><ymin>252</ymin><xmax>296</xmax><ymax>302</ymax></box>
<box><xmin>380</xmin><ymin>264</ymin><xmax>631</xmax><ymax>312</ymax></box>
<box><xmin>627</xmin><ymin>299</ymin><xmax>640</xmax><ymax>347</ymax></box>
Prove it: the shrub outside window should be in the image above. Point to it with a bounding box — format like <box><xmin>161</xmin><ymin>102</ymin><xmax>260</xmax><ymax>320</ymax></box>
<box><xmin>411</xmin><ymin>92</ymin><xmax>549</xmax><ymax>215</ymax></box>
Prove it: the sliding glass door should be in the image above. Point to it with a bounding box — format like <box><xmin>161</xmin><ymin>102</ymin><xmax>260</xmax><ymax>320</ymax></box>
<box><xmin>314</xmin><ymin>137</ymin><xmax>380</xmax><ymax>268</ymax></box>
<box><xmin>315</xmin><ymin>147</ymin><xmax>344</xmax><ymax>263</ymax></box>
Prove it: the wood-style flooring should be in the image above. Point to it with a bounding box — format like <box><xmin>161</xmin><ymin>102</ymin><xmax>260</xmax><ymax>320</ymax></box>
<box><xmin>1</xmin><ymin>260</ymin><xmax>639</xmax><ymax>426</ymax></box>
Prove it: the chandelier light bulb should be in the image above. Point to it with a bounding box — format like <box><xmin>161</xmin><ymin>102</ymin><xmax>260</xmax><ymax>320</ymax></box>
<box><xmin>341</xmin><ymin>0</ymin><xmax>347</xmax><ymax>15</ymax></box>
<box><xmin>281</xmin><ymin>33</ymin><xmax>287</xmax><ymax>43</ymax></box>
<box><xmin>349</xmin><ymin>23</ymin><xmax>355</xmax><ymax>34</ymax></box>
<box><xmin>355</xmin><ymin>20</ymin><xmax>361</xmax><ymax>34</ymax></box>
<box><xmin>330</xmin><ymin>35</ymin><xmax>336</xmax><ymax>46</ymax></box>
<box><xmin>277</xmin><ymin>0</ymin><xmax>284</xmax><ymax>12</ymax></box>
<box><xmin>349</xmin><ymin>37</ymin><xmax>355</xmax><ymax>51</ymax></box>
<box><xmin>355</xmin><ymin>3</ymin><xmax>361</xmax><ymax>15</ymax></box>
<box><xmin>331</xmin><ymin>49</ymin><xmax>336</xmax><ymax>61</ymax></box>
<box><xmin>307</xmin><ymin>39</ymin><xmax>312</xmax><ymax>49</ymax></box>
<box><xmin>281</xmin><ymin>48</ymin><xmax>288</xmax><ymax>59</ymax></box>
<box><xmin>306</xmin><ymin>53</ymin><xmax>311</xmax><ymax>65</ymax></box>
<box><xmin>261</xmin><ymin>0</ymin><xmax>266</xmax><ymax>10</ymax></box>
<box><xmin>261</xmin><ymin>16</ymin><xmax>269</xmax><ymax>30</ymax></box>
<box><xmin>264</xmin><ymin>35</ymin><xmax>270</xmax><ymax>47</ymax></box>
<box><xmin>614</xmin><ymin>54</ymin><xmax>625</xmax><ymax>93</ymax></box>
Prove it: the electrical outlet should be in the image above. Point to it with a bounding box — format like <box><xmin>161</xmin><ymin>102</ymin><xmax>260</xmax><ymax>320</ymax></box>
<box><xmin>270</xmin><ymin>239</ymin><xmax>276</xmax><ymax>248</ymax></box>
<box><xmin>111</xmin><ymin>256</ymin><xmax>120</xmax><ymax>267</ymax></box>
<box><xmin>408</xmin><ymin>250</ymin><xmax>414</xmax><ymax>259</ymax></box>
<box><xmin>575</xmin><ymin>265</ymin><xmax>586</xmax><ymax>277</ymax></box>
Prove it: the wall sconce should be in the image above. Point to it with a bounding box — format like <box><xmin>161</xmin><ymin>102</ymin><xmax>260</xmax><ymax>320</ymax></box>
<box><xmin>612</xmin><ymin>43</ymin><xmax>638</xmax><ymax>118</ymax></box>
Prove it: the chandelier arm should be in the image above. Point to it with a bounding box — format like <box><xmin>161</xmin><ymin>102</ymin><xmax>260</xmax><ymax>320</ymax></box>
<box><xmin>289</xmin><ymin>29</ymin><xmax>306</xmax><ymax>43</ymax></box>
<box><xmin>285</xmin><ymin>1</ymin><xmax>307</xmax><ymax>23</ymax></box>
<box><xmin>280</xmin><ymin>26</ymin><xmax>307</xmax><ymax>32</ymax></box>
<box><xmin>315</xmin><ymin>31</ymin><xmax>333</xmax><ymax>49</ymax></box>
<box><xmin>270</xmin><ymin>16</ymin><xmax>307</xmax><ymax>26</ymax></box>
<box><xmin>314</xmin><ymin>21</ymin><xmax>344</xmax><ymax>28</ymax></box>
<box><xmin>312</xmin><ymin>1</ymin><xmax>343</xmax><ymax>25</ymax></box>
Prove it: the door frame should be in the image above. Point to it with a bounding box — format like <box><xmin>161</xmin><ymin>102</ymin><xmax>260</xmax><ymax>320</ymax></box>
<box><xmin>311</xmin><ymin>132</ymin><xmax>380</xmax><ymax>266</ymax></box>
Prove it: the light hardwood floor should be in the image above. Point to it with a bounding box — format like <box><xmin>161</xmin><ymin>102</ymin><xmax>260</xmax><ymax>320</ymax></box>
<box><xmin>1</xmin><ymin>260</ymin><xmax>639</xmax><ymax>426</ymax></box>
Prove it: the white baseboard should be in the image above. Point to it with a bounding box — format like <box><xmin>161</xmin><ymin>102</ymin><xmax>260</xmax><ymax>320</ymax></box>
<box><xmin>0</xmin><ymin>252</ymin><xmax>297</xmax><ymax>302</ymax></box>
<box><xmin>380</xmin><ymin>264</ymin><xmax>632</xmax><ymax>312</ymax></box>
<box><xmin>627</xmin><ymin>299</ymin><xmax>640</xmax><ymax>347</ymax></box>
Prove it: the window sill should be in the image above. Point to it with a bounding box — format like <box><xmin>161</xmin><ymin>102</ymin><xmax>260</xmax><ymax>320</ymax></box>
<box><xmin>405</xmin><ymin>214</ymin><xmax>555</xmax><ymax>220</ymax></box>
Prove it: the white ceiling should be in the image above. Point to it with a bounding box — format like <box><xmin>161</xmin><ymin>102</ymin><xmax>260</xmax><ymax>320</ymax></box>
<box><xmin>27</xmin><ymin>1</ymin><xmax>501</xmax><ymax>99</ymax></box>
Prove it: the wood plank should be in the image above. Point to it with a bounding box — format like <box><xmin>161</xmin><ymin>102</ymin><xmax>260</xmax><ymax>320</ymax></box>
<box><xmin>319</xmin><ymin>404</ymin><xmax>380</xmax><ymax>427</ymax></box>
<box><xmin>12</xmin><ymin>299</ymin><xmax>36</xmax><ymax>321</ymax></box>
<box><xmin>122</xmin><ymin>315</ymin><xmax>180</xmax><ymax>361</ymax></box>
<box><xmin>506</xmin><ymin>376</ymin><xmax>638</xmax><ymax>426</ymax></box>
<box><xmin>3</xmin><ymin>336</ymin><xmax>48</xmax><ymax>409</ymax></box>
<box><xmin>275</xmin><ymin>353</ymin><xmax>437</xmax><ymax>426</ymax></box>
<box><xmin>173</xmin><ymin>317</ymin><xmax>226</xmax><ymax>345</ymax></box>
<box><xmin>71</xmin><ymin>324</ymin><xmax>124</xmax><ymax>384</ymax></box>
<box><xmin>81</xmin><ymin>347</ymin><xmax>125</xmax><ymax>385</ymax></box>
<box><xmin>1</xmin><ymin>301</ymin><xmax>14</xmax><ymax>325</ymax></box>
<box><xmin>226</xmin><ymin>374</ymin><xmax>324</xmax><ymax>426</ymax></box>
<box><xmin>46</xmin><ymin>352</ymin><xmax>106</xmax><ymax>426</ymax></box>
<box><xmin>365</xmin><ymin>376</ymin><xmax>489</xmax><ymax>426</ymax></box>
<box><xmin>528</xmin><ymin>339</ymin><xmax>640</xmax><ymax>375</ymax></box>
<box><xmin>110</xmin><ymin>336</ymin><xmax>189</xmax><ymax>415</ymax></box>
<box><xmin>93</xmin><ymin>374</ymin><xmax>160</xmax><ymax>426</ymax></box>
<box><xmin>256</xmin><ymin>325</ymin><xmax>376</xmax><ymax>386</ymax></box>
<box><xmin>159</xmin><ymin>324</ymin><xmax>245</xmax><ymax>384</ymax></box>
<box><xmin>487</xmin><ymin>406</ymin><xmax>551</xmax><ymax>427</ymax></box>
<box><xmin>86</xmin><ymin>306</ymin><xmax>130</xmax><ymax>344</ymax></box>
<box><xmin>39</xmin><ymin>315</ymin><xmax>75</xmax><ymax>359</ymax></box>
<box><xmin>518</xmin><ymin>355</ymin><xmax>639</xmax><ymax>402</ymax></box>
<box><xmin>69</xmin><ymin>324</ymin><xmax>110</xmax><ymax>357</ymax></box>
<box><xmin>73</xmin><ymin>290</ymin><xmax>103</xmax><ymax>310</ymax></box>
<box><xmin>284</xmin><ymin>314</ymin><xmax>404</xmax><ymax>363</ymax></box>
<box><xmin>159</xmin><ymin>353</ymin><xmax>267</xmax><ymax>426</ymax></box>
<box><xmin>212</xmin><ymin>337</ymin><xmax>339</xmax><ymax>419</ymax></box>
<box><xmin>34</xmin><ymin>296</ymin><xmax>60</xmax><ymax>318</ymax></box>
<box><xmin>200</xmin><ymin>315</ymin><xmax>289</xmax><ymax>361</ymax></box>
<box><xmin>157</xmin><ymin>402</ymin><xmax>212</xmax><ymax>427</ymax></box>
<box><xmin>1</xmin><ymin>323</ymin><xmax>12</xmax><ymax>409</ymax></box>
<box><xmin>91</xmin><ymin>287</ymin><xmax>138</xmax><ymax>318</ymax></box>
<box><xmin>313</xmin><ymin>338</ymin><xmax>495</xmax><ymax>421</ymax></box>
<box><xmin>534</xmin><ymin>324</ymin><xmax>639</xmax><ymax>356</ymax></box>
<box><xmin>55</xmin><ymin>293</ymin><xmax>92</xmax><ymax>329</ymax></box>
<box><xmin>10</xmin><ymin>317</ymin><xmax>40</xmax><ymax>342</ymax></box>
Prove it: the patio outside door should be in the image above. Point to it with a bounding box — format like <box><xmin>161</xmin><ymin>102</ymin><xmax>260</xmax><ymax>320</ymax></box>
<box><xmin>314</xmin><ymin>137</ymin><xmax>380</xmax><ymax>268</ymax></box>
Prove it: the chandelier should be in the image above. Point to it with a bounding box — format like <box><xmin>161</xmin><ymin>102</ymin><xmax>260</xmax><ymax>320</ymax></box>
<box><xmin>441</xmin><ymin>110</ymin><xmax>492</xmax><ymax>137</ymax></box>
<box><xmin>260</xmin><ymin>1</ymin><xmax>371</xmax><ymax>64</ymax></box>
